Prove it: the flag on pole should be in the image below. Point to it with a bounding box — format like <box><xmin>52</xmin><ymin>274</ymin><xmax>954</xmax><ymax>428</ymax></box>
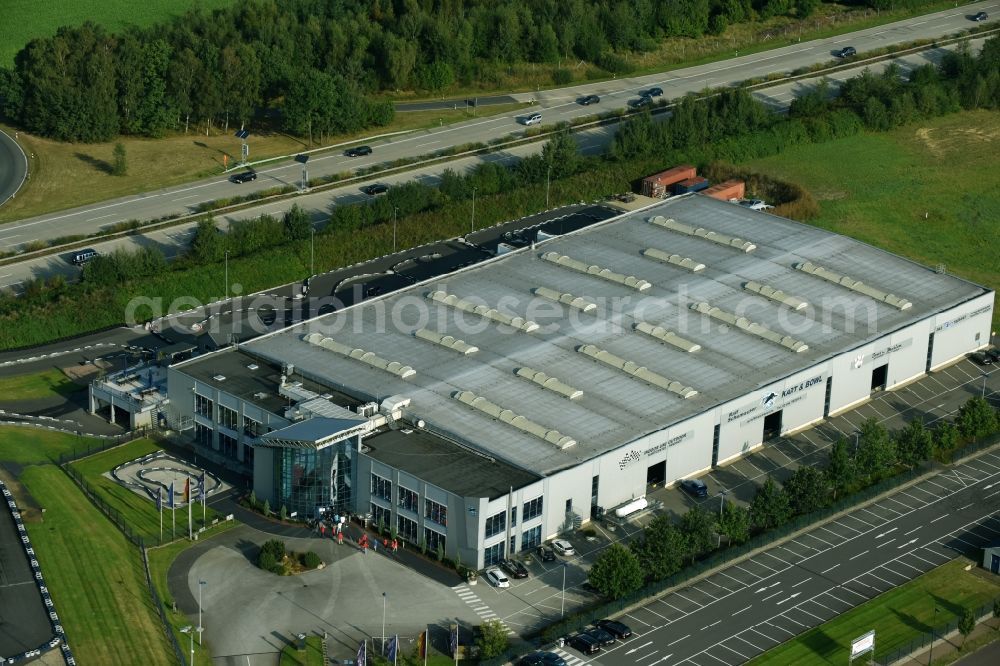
<box><xmin>417</xmin><ymin>630</ymin><xmax>426</xmax><ymax>661</ymax></box>
<box><xmin>449</xmin><ymin>624</ymin><xmax>458</xmax><ymax>656</ymax></box>
<box><xmin>387</xmin><ymin>635</ymin><xmax>397</xmax><ymax>664</ymax></box>
<box><xmin>170</xmin><ymin>481</ymin><xmax>175</xmax><ymax>538</ymax></box>
<box><xmin>184</xmin><ymin>477</ymin><xmax>190</xmax><ymax>504</ymax></box>
<box><xmin>168</xmin><ymin>481</ymin><xmax>174</xmax><ymax>508</ymax></box>
<box><xmin>200</xmin><ymin>471</ymin><xmax>206</xmax><ymax>527</ymax></box>
<box><xmin>356</xmin><ymin>639</ymin><xmax>367</xmax><ymax>666</ymax></box>
<box><xmin>157</xmin><ymin>487</ymin><xmax>162</xmax><ymax>542</ymax></box>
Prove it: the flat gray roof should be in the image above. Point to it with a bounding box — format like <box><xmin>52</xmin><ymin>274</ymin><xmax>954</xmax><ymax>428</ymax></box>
<box><xmin>245</xmin><ymin>195</ymin><xmax>990</xmax><ymax>476</ymax></box>
<box><xmin>181</xmin><ymin>349</ymin><xmax>362</xmax><ymax>415</ymax></box>
<box><xmin>363</xmin><ymin>427</ymin><xmax>540</xmax><ymax>499</ymax></box>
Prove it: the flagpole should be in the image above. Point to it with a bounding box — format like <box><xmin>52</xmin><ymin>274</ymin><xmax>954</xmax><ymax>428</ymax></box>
<box><xmin>201</xmin><ymin>471</ymin><xmax>206</xmax><ymax>527</ymax></box>
<box><xmin>424</xmin><ymin>627</ymin><xmax>428</xmax><ymax>666</ymax></box>
<box><xmin>171</xmin><ymin>481</ymin><xmax>176</xmax><ymax>539</ymax></box>
<box><xmin>187</xmin><ymin>477</ymin><xmax>193</xmax><ymax>540</ymax></box>
<box><xmin>158</xmin><ymin>488</ymin><xmax>162</xmax><ymax>544</ymax></box>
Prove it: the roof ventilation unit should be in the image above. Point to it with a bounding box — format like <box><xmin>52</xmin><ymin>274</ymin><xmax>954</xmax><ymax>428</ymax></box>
<box><xmin>647</xmin><ymin>216</ymin><xmax>756</xmax><ymax>253</ymax></box>
<box><xmin>689</xmin><ymin>302</ymin><xmax>809</xmax><ymax>352</ymax></box>
<box><xmin>540</xmin><ymin>252</ymin><xmax>652</xmax><ymax>292</ymax></box>
<box><xmin>532</xmin><ymin>286</ymin><xmax>598</xmax><ymax>313</ymax></box>
<box><xmin>641</xmin><ymin>248</ymin><xmax>706</xmax><ymax>272</ymax></box>
<box><xmin>413</xmin><ymin>328</ymin><xmax>479</xmax><ymax>355</ymax></box>
<box><xmin>515</xmin><ymin>366</ymin><xmax>583</xmax><ymax>400</ymax></box>
<box><xmin>743</xmin><ymin>281</ymin><xmax>809</xmax><ymax>311</ymax></box>
<box><xmin>794</xmin><ymin>261</ymin><xmax>912</xmax><ymax>310</ymax></box>
<box><xmin>576</xmin><ymin>344</ymin><xmax>698</xmax><ymax>398</ymax></box>
<box><xmin>452</xmin><ymin>390</ymin><xmax>576</xmax><ymax>449</ymax></box>
<box><xmin>633</xmin><ymin>322</ymin><xmax>701</xmax><ymax>352</ymax></box>
<box><xmin>425</xmin><ymin>290</ymin><xmax>539</xmax><ymax>333</ymax></box>
<box><xmin>303</xmin><ymin>333</ymin><xmax>416</xmax><ymax>379</ymax></box>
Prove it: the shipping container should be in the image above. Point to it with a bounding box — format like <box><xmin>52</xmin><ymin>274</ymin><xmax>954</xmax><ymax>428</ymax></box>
<box><xmin>672</xmin><ymin>176</ymin><xmax>709</xmax><ymax>194</ymax></box>
<box><xmin>641</xmin><ymin>164</ymin><xmax>697</xmax><ymax>197</ymax></box>
<box><xmin>703</xmin><ymin>179</ymin><xmax>745</xmax><ymax>201</ymax></box>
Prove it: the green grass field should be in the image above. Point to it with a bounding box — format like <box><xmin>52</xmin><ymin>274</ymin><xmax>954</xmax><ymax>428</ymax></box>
<box><xmin>0</xmin><ymin>426</ymin><xmax>91</xmax><ymax>464</ymax></box>
<box><xmin>280</xmin><ymin>636</ymin><xmax>325</xmax><ymax>666</ymax></box>
<box><xmin>0</xmin><ymin>367</ymin><xmax>85</xmax><ymax>402</ymax></box>
<box><xmin>746</xmin><ymin>110</ymin><xmax>1000</xmax><ymax>331</ymax></box>
<box><xmin>747</xmin><ymin>559</ymin><xmax>1000</xmax><ymax>664</ymax></box>
<box><xmin>1</xmin><ymin>0</ymin><xmax>235</xmax><ymax>65</ymax></box>
<box><xmin>70</xmin><ymin>438</ymin><xmax>222</xmax><ymax>544</ymax></box>
<box><xmin>19</xmin><ymin>464</ymin><xmax>175</xmax><ymax>665</ymax></box>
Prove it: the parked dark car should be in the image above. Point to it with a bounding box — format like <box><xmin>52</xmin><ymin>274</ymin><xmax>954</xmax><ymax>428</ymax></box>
<box><xmin>362</xmin><ymin>183</ymin><xmax>389</xmax><ymax>196</ymax></box>
<box><xmin>645</xmin><ymin>86</ymin><xmax>663</xmax><ymax>97</ymax></box>
<box><xmin>971</xmin><ymin>11</ymin><xmax>988</xmax><ymax>21</ymax></box>
<box><xmin>500</xmin><ymin>559</ymin><xmax>529</xmax><ymax>579</ymax></box>
<box><xmin>835</xmin><ymin>46</ymin><xmax>857</xmax><ymax>58</ymax></box>
<box><xmin>345</xmin><ymin>145</ymin><xmax>373</xmax><ymax>157</ymax></box>
<box><xmin>567</xmin><ymin>633</ymin><xmax>601</xmax><ymax>655</ymax></box>
<box><xmin>680</xmin><ymin>478</ymin><xmax>709</xmax><ymax>498</ymax></box>
<box><xmin>972</xmin><ymin>351</ymin><xmax>995</xmax><ymax>366</ymax></box>
<box><xmin>577</xmin><ymin>94</ymin><xmax>601</xmax><ymax>105</ymax></box>
<box><xmin>230</xmin><ymin>170</ymin><xmax>257</xmax><ymax>183</ymax></box>
<box><xmin>596</xmin><ymin>619</ymin><xmax>632</xmax><ymax>639</ymax></box>
<box><xmin>584</xmin><ymin>627</ymin><xmax>616</xmax><ymax>647</ymax></box>
<box><xmin>988</xmin><ymin>348</ymin><xmax>1000</xmax><ymax>363</ymax></box>
<box><xmin>518</xmin><ymin>651</ymin><xmax>567</xmax><ymax>666</ymax></box>
<box><xmin>537</xmin><ymin>546</ymin><xmax>556</xmax><ymax>562</ymax></box>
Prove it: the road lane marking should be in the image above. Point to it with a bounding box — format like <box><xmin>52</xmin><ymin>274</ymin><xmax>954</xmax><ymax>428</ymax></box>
<box><xmin>776</xmin><ymin>592</ymin><xmax>801</xmax><ymax>605</ymax></box>
<box><xmin>733</xmin><ymin>605</ymin><xmax>752</xmax><ymax>616</ymax></box>
<box><xmin>761</xmin><ymin>591</ymin><xmax>783</xmax><ymax>602</ymax></box>
<box><xmin>876</xmin><ymin>538</ymin><xmax>896</xmax><ymax>548</ymax></box>
<box><xmin>792</xmin><ymin>577</ymin><xmax>812</xmax><ymax>588</ymax></box>
<box><xmin>701</xmin><ymin>620</ymin><xmax>722</xmax><ymax>630</ymax></box>
<box><xmin>875</xmin><ymin>527</ymin><xmax>898</xmax><ymax>539</ymax></box>
<box><xmin>930</xmin><ymin>513</ymin><xmax>950</xmax><ymax>523</ymax></box>
<box><xmin>897</xmin><ymin>538</ymin><xmax>919</xmax><ymax>548</ymax></box>
<box><xmin>821</xmin><ymin>563</ymin><xmax>840</xmax><ymax>574</ymax></box>
<box><xmin>667</xmin><ymin>634</ymin><xmax>690</xmax><ymax>646</ymax></box>
<box><xmin>626</xmin><ymin>640</ymin><xmax>654</xmax><ymax>654</ymax></box>
<box><xmin>903</xmin><ymin>527</ymin><xmax>921</xmax><ymax>536</ymax></box>
<box><xmin>86</xmin><ymin>213</ymin><xmax>115</xmax><ymax>222</ymax></box>
<box><xmin>849</xmin><ymin>550</ymin><xmax>870</xmax><ymax>561</ymax></box>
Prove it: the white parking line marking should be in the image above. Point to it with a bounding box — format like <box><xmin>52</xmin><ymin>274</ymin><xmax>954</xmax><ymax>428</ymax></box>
<box><xmin>792</xmin><ymin>577</ymin><xmax>812</xmax><ymax>588</ymax></box>
<box><xmin>821</xmin><ymin>563</ymin><xmax>840</xmax><ymax>574</ymax></box>
<box><xmin>733</xmin><ymin>605</ymin><xmax>752</xmax><ymax>616</ymax></box>
<box><xmin>668</xmin><ymin>634</ymin><xmax>691</xmax><ymax>646</ymax></box>
<box><xmin>930</xmin><ymin>513</ymin><xmax>950</xmax><ymax>523</ymax></box>
<box><xmin>849</xmin><ymin>550</ymin><xmax>870</xmax><ymax>561</ymax></box>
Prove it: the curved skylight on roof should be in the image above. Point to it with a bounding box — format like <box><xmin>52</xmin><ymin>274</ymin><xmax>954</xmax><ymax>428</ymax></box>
<box><xmin>304</xmin><ymin>333</ymin><xmax>417</xmax><ymax>379</ymax></box>
<box><xmin>532</xmin><ymin>286</ymin><xmax>598</xmax><ymax>313</ymax></box>
<box><xmin>452</xmin><ymin>390</ymin><xmax>576</xmax><ymax>449</ymax></box>
<box><xmin>426</xmin><ymin>290</ymin><xmax>539</xmax><ymax>332</ymax></box>
<box><xmin>576</xmin><ymin>344</ymin><xmax>698</xmax><ymax>398</ymax></box>
<box><xmin>795</xmin><ymin>262</ymin><xmax>912</xmax><ymax>310</ymax></box>
<box><xmin>647</xmin><ymin>216</ymin><xmax>756</xmax><ymax>253</ymax></box>
<box><xmin>540</xmin><ymin>252</ymin><xmax>652</xmax><ymax>291</ymax></box>
<box><xmin>689</xmin><ymin>302</ymin><xmax>809</xmax><ymax>353</ymax></box>
<box><xmin>743</xmin><ymin>281</ymin><xmax>809</xmax><ymax>311</ymax></box>
<box><xmin>413</xmin><ymin>328</ymin><xmax>479</xmax><ymax>355</ymax></box>
<box><xmin>633</xmin><ymin>322</ymin><xmax>701</xmax><ymax>352</ymax></box>
<box><xmin>515</xmin><ymin>367</ymin><xmax>583</xmax><ymax>400</ymax></box>
<box><xmin>641</xmin><ymin>248</ymin><xmax>706</xmax><ymax>272</ymax></box>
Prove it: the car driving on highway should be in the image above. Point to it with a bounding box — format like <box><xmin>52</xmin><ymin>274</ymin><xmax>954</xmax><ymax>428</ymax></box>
<box><xmin>230</xmin><ymin>171</ymin><xmax>257</xmax><ymax>183</ymax></box>
<box><xmin>971</xmin><ymin>11</ymin><xmax>988</xmax><ymax>21</ymax></box>
<box><xmin>361</xmin><ymin>183</ymin><xmax>389</xmax><ymax>196</ymax></box>
<box><xmin>577</xmin><ymin>94</ymin><xmax>600</xmax><ymax>105</ymax></box>
<box><xmin>834</xmin><ymin>46</ymin><xmax>857</xmax><ymax>58</ymax></box>
<box><xmin>344</xmin><ymin>145</ymin><xmax>372</xmax><ymax>157</ymax></box>
<box><xmin>522</xmin><ymin>112</ymin><xmax>543</xmax><ymax>126</ymax></box>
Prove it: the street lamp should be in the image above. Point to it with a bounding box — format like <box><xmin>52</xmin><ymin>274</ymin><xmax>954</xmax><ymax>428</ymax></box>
<box><xmin>198</xmin><ymin>580</ymin><xmax>207</xmax><ymax>645</ymax></box>
<box><xmin>310</xmin><ymin>227</ymin><xmax>315</xmax><ymax>277</ymax></box>
<box><xmin>561</xmin><ymin>562</ymin><xmax>568</xmax><ymax>618</ymax></box>
<box><xmin>470</xmin><ymin>188</ymin><xmax>477</xmax><ymax>234</ymax></box>
<box><xmin>392</xmin><ymin>207</ymin><xmax>399</xmax><ymax>253</ymax></box>
<box><xmin>928</xmin><ymin>606</ymin><xmax>940</xmax><ymax>663</ymax></box>
<box><xmin>381</xmin><ymin>591</ymin><xmax>387</xmax><ymax>654</ymax></box>
<box><xmin>717</xmin><ymin>489</ymin><xmax>729</xmax><ymax>548</ymax></box>
<box><xmin>224</xmin><ymin>251</ymin><xmax>229</xmax><ymax>297</ymax></box>
<box><xmin>545</xmin><ymin>165</ymin><xmax>552</xmax><ymax>209</ymax></box>
<box><xmin>180</xmin><ymin>625</ymin><xmax>195</xmax><ymax>665</ymax></box>
<box><xmin>983</xmin><ymin>371</ymin><xmax>989</xmax><ymax>399</ymax></box>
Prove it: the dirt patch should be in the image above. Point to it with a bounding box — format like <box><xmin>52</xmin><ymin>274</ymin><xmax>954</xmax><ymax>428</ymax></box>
<box><xmin>0</xmin><ymin>464</ymin><xmax>41</xmax><ymax>519</ymax></box>
<box><xmin>62</xmin><ymin>362</ymin><xmax>101</xmax><ymax>383</ymax></box>
<box><xmin>914</xmin><ymin>126</ymin><xmax>1000</xmax><ymax>159</ymax></box>
<box><xmin>811</xmin><ymin>188</ymin><xmax>849</xmax><ymax>201</ymax></box>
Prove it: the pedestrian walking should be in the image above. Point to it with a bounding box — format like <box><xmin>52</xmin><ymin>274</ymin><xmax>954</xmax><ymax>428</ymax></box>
<box><xmin>320</xmin><ymin>523</ymin><xmax>326</xmax><ymax>538</ymax></box>
<box><xmin>337</xmin><ymin>531</ymin><xmax>344</xmax><ymax>545</ymax></box>
<box><xmin>391</xmin><ymin>538</ymin><xmax>398</xmax><ymax>553</ymax></box>
<box><xmin>372</xmin><ymin>539</ymin><xmax>378</xmax><ymax>553</ymax></box>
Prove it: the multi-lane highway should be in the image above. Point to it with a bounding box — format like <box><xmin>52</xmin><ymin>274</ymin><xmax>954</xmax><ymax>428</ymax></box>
<box><xmin>0</xmin><ymin>32</ymin><xmax>990</xmax><ymax>295</ymax></box>
<box><xmin>547</xmin><ymin>443</ymin><xmax>1000</xmax><ymax>666</ymax></box>
<box><xmin>0</xmin><ymin>1</ymin><xmax>994</xmax><ymax>254</ymax></box>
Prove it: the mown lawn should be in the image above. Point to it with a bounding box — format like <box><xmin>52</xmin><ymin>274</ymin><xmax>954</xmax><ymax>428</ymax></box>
<box><xmin>0</xmin><ymin>425</ymin><xmax>91</xmax><ymax>465</ymax></box>
<box><xmin>0</xmin><ymin>367</ymin><xmax>85</xmax><ymax>402</ymax></box>
<box><xmin>70</xmin><ymin>438</ymin><xmax>222</xmax><ymax>544</ymax></box>
<box><xmin>746</xmin><ymin>110</ymin><xmax>1000</xmax><ymax>331</ymax></box>
<box><xmin>280</xmin><ymin>635</ymin><xmax>325</xmax><ymax>666</ymax></box>
<box><xmin>20</xmin><ymin>464</ymin><xmax>174</xmax><ymax>666</ymax></box>
<box><xmin>746</xmin><ymin>559</ymin><xmax>1000</xmax><ymax>665</ymax></box>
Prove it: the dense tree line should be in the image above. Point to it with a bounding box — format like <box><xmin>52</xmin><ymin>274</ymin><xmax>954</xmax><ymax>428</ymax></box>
<box><xmin>0</xmin><ymin>0</ymin><xmax>954</xmax><ymax>142</ymax></box>
<box><xmin>589</xmin><ymin>397</ymin><xmax>1000</xmax><ymax>600</ymax></box>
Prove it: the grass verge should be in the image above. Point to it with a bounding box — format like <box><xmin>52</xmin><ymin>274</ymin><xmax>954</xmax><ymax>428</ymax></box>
<box><xmin>0</xmin><ymin>426</ymin><xmax>90</xmax><ymax>465</ymax></box>
<box><xmin>745</xmin><ymin>110</ymin><xmax>1000</xmax><ymax>332</ymax></box>
<box><xmin>0</xmin><ymin>367</ymin><xmax>86</xmax><ymax>402</ymax></box>
<box><xmin>280</xmin><ymin>635</ymin><xmax>325</xmax><ymax>666</ymax></box>
<box><xmin>70</xmin><ymin>438</ymin><xmax>223</xmax><ymax>544</ymax></box>
<box><xmin>20</xmin><ymin>464</ymin><xmax>174</xmax><ymax>665</ymax></box>
<box><xmin>746</xmin><ymin>558</ymin><xmax>1000</xmax><ymax>665</ymax></box>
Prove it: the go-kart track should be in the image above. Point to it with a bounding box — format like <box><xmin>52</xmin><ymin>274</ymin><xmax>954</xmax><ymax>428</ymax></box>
<box><xmin>110</xmin><ymin>451</ymin><xmax>227</xmax><ymax>507</ymax></box>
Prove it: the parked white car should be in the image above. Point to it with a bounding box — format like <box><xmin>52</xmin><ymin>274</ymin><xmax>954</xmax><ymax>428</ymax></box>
<box><xmin>551</xmin><ymin>539</ymin><xmax>575</xmax><ymax>556</ymax></box>
<box><xmin>485</xmin><ymin>567</ymin><xmax>510</xmax><ymax>588</ymax></box>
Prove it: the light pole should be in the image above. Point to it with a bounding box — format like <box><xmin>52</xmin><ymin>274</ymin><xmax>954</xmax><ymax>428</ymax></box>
<box><xmin>545</xmin><ymin>165</ymin><xmax>551</xmax><ymax>209</ymax></box>
<box><xmin>180</xmin><ymin>625</ymin><xmax>195</xmax><ymax>666</ymax></box>
<box><xmin>392</xmin><ymin>207</ymin><xmax>399</xmax><ymax>253</ymax></box>
<box><xmin>717</xmin><ymin>489</ymin><xmax>729</xmax><ymax>548</ymax></box>
<box><xmin>198</xmin><ymin>580</ymin><xmax>206</xmax><ymax>645</ymax></box>
<box><xmin>224</xmin><ymin>251</ymin><xmax>229</xmax><ymax>297</ymax></box>
<box><xmin>928</xmin><ymin>606</ymin><xmax>940</xmax><ymax>664</ymax></box>
<box><xmin>381</xmin><ymin>591</ymin><xmax>387</xmax><ymax>654</ymax></box>
<box><xmin>470</xmin><ymin>188</ymin><xmax>477</xmax><ymax>234</ymax></box>
<box><xmin>560</xmin><ymin>562</ymin><xmax>568</xmax><ymax>618</ymax></box>
<box><xmin>983</xmin><ymin>372</ymin><xmax>989</xmax><ymax>399</ymax></box>
<box><xmin>310</xmin><ymin>227</ymin><xmax>315</xmax><ymax>277</ymax></box>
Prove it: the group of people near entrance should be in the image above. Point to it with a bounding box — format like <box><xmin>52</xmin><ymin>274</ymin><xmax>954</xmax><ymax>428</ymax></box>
<box><xmin>315</xmin><ymin>515</ymin><xmax>400</xmax><ymax>554</ymax></box>
<box><xmin>356</xmin><ymin>533</ymin><xmax>399</xmax><ymax>555</ymax></box>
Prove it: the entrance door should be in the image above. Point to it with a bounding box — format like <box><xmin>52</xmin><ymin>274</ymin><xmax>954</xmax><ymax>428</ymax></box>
<box><xmin>646</xmin><ymin>461</ymin><xmax>665</xmax><ymax>486</ymax></box>
<box><xmin>991</xmin><ymin>554</ymin><xmax>1000</xmax><ymax>574</ymax></box>
<box><xmin>871</xmin><ymin>364</ymin><xmax>888</xmax><ymax>392</ymax></box>
<box><xmin>763</xmin><ymin>410</ymin><xmax>783</xmax><ymax>441</ymax></box>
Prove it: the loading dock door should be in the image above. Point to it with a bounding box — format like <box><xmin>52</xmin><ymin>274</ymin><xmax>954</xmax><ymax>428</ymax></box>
<box><xmin>871</xmin><ymin>363</ymin><xmax>888</xmax><ymax>392</ymax></box>
<box><xmin>763</xmin><ymin>410</ymin><xmax>782</xmax><ymax>441</ymax></box>
<box><xmin>646</xmin><ymin>461</ymin><xmax>665</xmax><ymax>486</ymax></box>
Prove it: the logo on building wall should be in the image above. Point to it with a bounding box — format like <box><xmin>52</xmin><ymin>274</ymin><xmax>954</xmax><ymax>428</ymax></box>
<box><xmin>761</xmin><ymin>392</ymin><xmax>777</xmax><ymax>411</ymax></box>
<box><xmin>854</xmin><ymin>353</ymin><xmax>865</xmax><ymax>369</ymax></box>
<box><xmin>618</xmin><ymin>450</ymin><xmax>641</xmax><ymax>470</ymax></box>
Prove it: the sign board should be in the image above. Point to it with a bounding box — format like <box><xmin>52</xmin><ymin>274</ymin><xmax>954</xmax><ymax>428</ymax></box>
<box><xmin>850</xmin><ymin>630</ymin><xmax>875</xmax><ymax>658</ymax></box>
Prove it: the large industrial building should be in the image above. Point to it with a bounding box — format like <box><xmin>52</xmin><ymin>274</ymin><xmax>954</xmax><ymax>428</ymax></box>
<box><xmin>167</xmin><ymin>194</ymin><xmax>994</xmax><ymax>569</ymax></box>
